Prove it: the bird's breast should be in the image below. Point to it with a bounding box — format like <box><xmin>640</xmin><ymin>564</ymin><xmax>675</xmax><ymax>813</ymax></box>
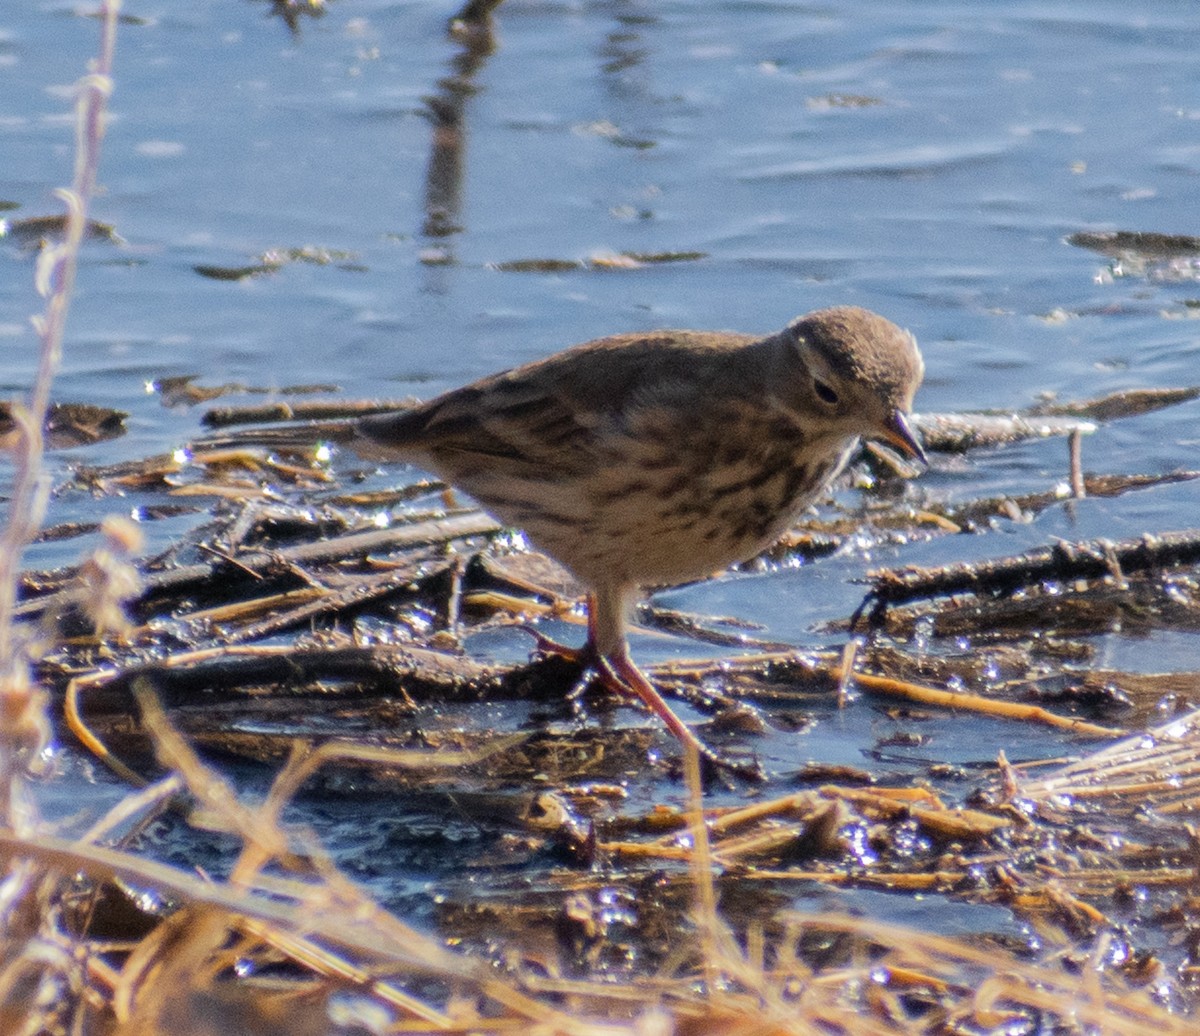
<box><xmin>551</xmin><ymin>434</ymin><xmax>855</xmax><ymax>588</ymax></box>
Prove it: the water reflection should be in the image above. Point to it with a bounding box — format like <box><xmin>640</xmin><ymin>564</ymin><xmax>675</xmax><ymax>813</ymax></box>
<box><xmin>419</xmin><ymin>0</ymin><xmax>503</xmax><ymax>287</ymax></box>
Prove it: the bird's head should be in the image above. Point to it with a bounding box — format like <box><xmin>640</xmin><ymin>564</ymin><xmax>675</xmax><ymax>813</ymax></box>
<box><xmin>781</xmin><ymin>305</ymin><xmax>926</xmax><ymax>462</ymax></box>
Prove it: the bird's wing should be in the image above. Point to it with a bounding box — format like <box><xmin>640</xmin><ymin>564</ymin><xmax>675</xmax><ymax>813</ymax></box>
<box><xmin>358</xmin><ymin>330</ymin><xmax>762</xmax><ymax>476</ymax></box>
<box><xmin>358</xmin><ymin>378</ymin><xmax>598</xmax><ymax>469</ymax></box>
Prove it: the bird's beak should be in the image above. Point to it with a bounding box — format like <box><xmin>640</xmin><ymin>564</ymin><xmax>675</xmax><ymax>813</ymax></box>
<box><xmin>878</xmin><ymin>410</ymin><xmax>928</xmax><ymax>465</ymax></box>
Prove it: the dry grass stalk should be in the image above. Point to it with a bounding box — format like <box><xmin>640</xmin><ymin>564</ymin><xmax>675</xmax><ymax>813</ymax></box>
<box><xmin>0</xmin><ymin>7</ymin><xmax>118</xmax><ymax>680</ymax></box>
<box><xmin>0</xmin><ymin>6</ymin><xmax>124</xmax><ymax>1033</ymax></box>
<box><xmin>1013</xmin><ymin>705</ymin><xmax>1200</xmax><ymax>815</ymax></box>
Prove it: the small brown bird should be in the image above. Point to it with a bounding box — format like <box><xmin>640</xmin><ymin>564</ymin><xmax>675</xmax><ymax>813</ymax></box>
<box><xmin>359</xmin><ymin>306</ymin><xmax>925</xmax><ymax>775</ymax></box>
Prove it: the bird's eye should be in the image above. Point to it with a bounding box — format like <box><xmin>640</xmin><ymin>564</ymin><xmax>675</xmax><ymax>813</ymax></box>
<box><xmin>813</xmin><ymin>379</ymin><xmax>839</xmax><ymax>406</ymax></box>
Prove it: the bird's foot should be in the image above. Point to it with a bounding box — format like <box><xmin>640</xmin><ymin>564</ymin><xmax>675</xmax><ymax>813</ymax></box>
<box><xmin>522</xmin><ymin>618</ymin><xmax>764</xmax><ymax>782</ymax></box>
<box><xmin>521</xmin><ymin>625</ymin><xmax>595</xmax><ymax>667</ymax></box>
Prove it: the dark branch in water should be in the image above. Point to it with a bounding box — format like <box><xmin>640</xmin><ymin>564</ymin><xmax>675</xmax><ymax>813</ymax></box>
<box><xmin>855</xmin><ymin>528</ymin><xmax>1200</xmax><ymax>626</ymax></box>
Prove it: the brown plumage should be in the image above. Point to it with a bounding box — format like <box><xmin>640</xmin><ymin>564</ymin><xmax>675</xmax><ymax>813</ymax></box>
<box><xmin>359</xmin><ymin>305</ymin><xmax>925</xmax><ymax>776</ymax></box>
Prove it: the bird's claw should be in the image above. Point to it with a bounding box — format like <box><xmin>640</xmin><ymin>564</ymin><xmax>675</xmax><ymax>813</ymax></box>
<box><xmin>520</xmin><ymin>624</ymin><xmax>594</xmax><ymax>666</ymax></box>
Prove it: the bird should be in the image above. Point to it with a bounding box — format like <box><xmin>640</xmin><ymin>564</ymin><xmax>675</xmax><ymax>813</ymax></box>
<box><xmin>358</xmin><ymin>306</ymin><xmax>926</xmax><ymax>777</ymax></box>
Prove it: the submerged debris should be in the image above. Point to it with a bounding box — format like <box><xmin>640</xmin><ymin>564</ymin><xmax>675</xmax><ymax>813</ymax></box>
<box><xmin>1029</xmin><ymin>385</ymin><xmax>1200</xmax><ymax>421</ymax></box>
<box><xmin>0</xmin><ymin>212</ymin><xmax>122</xmax><ymax>247</ymax></box>
<box><xmin>193</xmin><ymin>244</ymin><xmax>361</xmax><ymax>281</ymax></box>
<box><xmin>1067</xmin><ymin>229</ymin><xmax>1200</xmax><ymax>282</ymax></box>
<box><xmin>152</xmin><ymin>374</ymin><xmax>340</xmax><ymax>408</ymax></box>
<box><xmin>490</xmin><ymin>250</ymin><xmax>706</xmax><ymax>272</ymax></box>
<box><xmin>1068</xmin><ymin>229</ymin><xmax>1200</xmax><ymax>259</ymax></box>
<box><xmin>0</xmin><ymin>400</ymin><xmax>128</xmax><ymax>449</ymax></box>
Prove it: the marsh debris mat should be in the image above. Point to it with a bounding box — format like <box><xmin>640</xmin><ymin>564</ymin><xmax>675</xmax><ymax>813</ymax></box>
<box><xmin>18</xmin><ymin>383</ymin><xmax>1200</xmax><ymax>1013</ymax></box>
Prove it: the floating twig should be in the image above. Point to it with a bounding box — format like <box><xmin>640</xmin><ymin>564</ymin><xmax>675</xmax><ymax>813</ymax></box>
<box><xmin>845</xmin><ymin>670</ymin><xmax>1123</xmax><ymax>738</ymax></box>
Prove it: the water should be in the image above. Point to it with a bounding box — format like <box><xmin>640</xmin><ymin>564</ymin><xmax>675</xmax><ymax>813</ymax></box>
<box><xmin>3</xmin><ymin>0</ymin><xmax>1200</xmax><ymax>952</ymax></box>
<box><xmin>7</xmin><ymin>2</ymin><xmax>1198</xmax><ymax>549</ymax></box>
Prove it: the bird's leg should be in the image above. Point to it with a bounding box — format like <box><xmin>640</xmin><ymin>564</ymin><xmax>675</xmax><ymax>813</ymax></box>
<box><xmin>594</xmin><ymin>647</ymin><xmax>762</xmax><ymax>781</ymax></box>
<box><xmin>594</xmin><ymin>646</ymin><xmax>700</xmax><ymax>748</ymax></box>
<box><xmin>587</xmin><ymin>589</ymin><xmax>764</xmax><ymax>782</ymax></box>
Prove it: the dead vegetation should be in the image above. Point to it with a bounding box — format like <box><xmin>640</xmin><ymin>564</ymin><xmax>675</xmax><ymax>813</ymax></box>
<box><xmin>7</xmin><ymin>364</ymin><xmax>1198</xmax><ymax>1031</ymax></box>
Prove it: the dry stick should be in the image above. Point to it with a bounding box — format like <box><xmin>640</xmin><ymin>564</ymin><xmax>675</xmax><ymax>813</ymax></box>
<box><xmin>657</xmin><ymin>649</ymin><xmax>1117</xmax><ymax>735</ymax></box>
<box><xmin>80</xmin><ymin>774</ymin><xmax>184</xmax><ymax>846</ymax></box>
<box><xmin>836</xmin><ymin>638</ymin><xmax>859</xmax><ymax>708</ymax></box>
<box><xmin>259</xmin><ymin>734</ymin><xmax>530</xmax><ymax>816</ymax></box>
<box><xmin>739</xmin><ymin>868</ymin><xmax>953</xmax><ymax>890</ymax></box>
<box><xmin>151</xmin><ymin>585</ymin><xmax>325</xmax><ymax>631</ymax></box>
<box><xmin>912</xmin><ymin>410</ymin><xmax>1095</xmax><ymax>452</ymax></box>
<box><xmin>64</xmin><ymin>646</ymin><xmax>302</xmax><ymax>788</ymax></box>
<box><xmin>231</xmin><ymin>916</ymin><xmax>456</xmax><ymax>1026</ymax></box>
<box><xmin>684</xmin><ymin>743</ymin><xmax>720</xmax><ymax>993</ymax></box>
<box><xmin>1019</xmin><ymin>710</ymin><xmax>1200</xmax><ymax>812</ymax></box>
<box><xmin>844</xmin><ymin>669</ymin><xmax>1123</xmax><ymax>738</ymax></box>
<box><xmin>1030</xmin><ymin>384</ymin><xmax>1200</xmax><ymax>420</ymax></box>
<box><xmin>1069</xmin><ymin>426</ymin><xmax>1086</xmax><ymax>499</ymax></box>
<box><xmin>201</xmin><ymin>399</ymin><xmax>416</xmax><ymax>428</ymax></box>
<box><xmin>607</xmin><ymin>782</ymin><xmax>1012</xmax><ymax>863</ymax></box>
<box><xmin>943</xmin><ymin>471</ymin><xmax>1200</xmax><ymax>532</ymax></box>
<box><xmin>445</xmin><ymin>554</ymin><xmax>466</xmax><ymax>635</ymax></box>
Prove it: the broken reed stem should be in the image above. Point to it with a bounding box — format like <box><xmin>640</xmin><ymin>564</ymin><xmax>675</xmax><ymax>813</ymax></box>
<box><xmin>0</xmin><ymin>1</ymin><xmax>120</xmax><ymax>679</ymax></box>
<box><xmin>836</xmin><ymin>637</ymin><xmax>859</xmax><ymax>708</ymax></box>
<box><xmin>1069</xmin><ymin>426</ymin><xmax>1086</xmax><ymax>499</ymax></box>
